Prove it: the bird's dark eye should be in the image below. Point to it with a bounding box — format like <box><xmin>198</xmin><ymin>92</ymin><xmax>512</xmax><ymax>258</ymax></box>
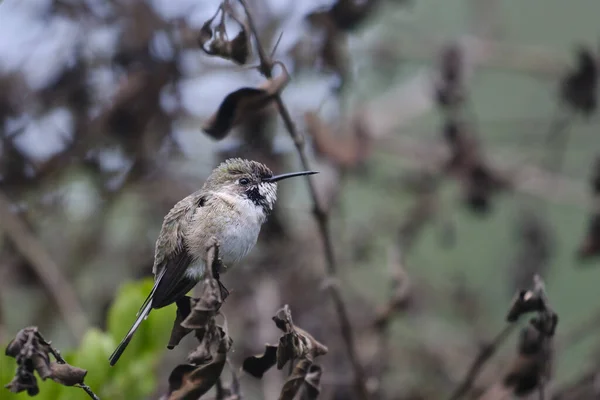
<box><xmin>238</xmin><ymin>178</ymin><xmax>250</xmax><ymax>185</ymax></box>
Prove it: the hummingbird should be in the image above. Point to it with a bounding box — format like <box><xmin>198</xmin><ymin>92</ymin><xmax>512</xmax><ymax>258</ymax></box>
<box><xmin>108</xmin><ymin>158</ymin><xmax>317</xmax><ymax>366</ymax></box>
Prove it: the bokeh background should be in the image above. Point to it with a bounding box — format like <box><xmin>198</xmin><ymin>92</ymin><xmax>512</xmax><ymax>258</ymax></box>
<box><xmin>1</xmin><ymin>0</ymin><xmax>600</xmax><ymax>399</ymax></box>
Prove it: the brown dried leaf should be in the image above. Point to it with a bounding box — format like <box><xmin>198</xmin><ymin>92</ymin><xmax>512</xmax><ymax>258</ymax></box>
<box><xmin>278</xmin><ymin>360</ymin><xmax>323</xmax><ymax>400</ymax></box>
<box><xmin>198</xmin><ymin>5</ymin><xmax>251</xmax><ymax>65</ymax></box>
<box><xmin>242</xmin><ymin>344</ymin><xmax>278</xmax><ymax>378</ymax></box>
<box><xmin>187</xmin><ymin>330</ymin><xmax>213</xmax><ymax>365</ymax></box>
<box><xmin>48</xmin><ymin>362</ymin><xmax>87</xmax><ymax>386</ymax></box>
<box><xmin>31</xmin><ymin>350</ymin><xmax>52</xmax><ymax>380</ymax></box>
<box><xmin>502</xmin><ymin>325</ymin><xmax>552</xmax><ymax>396</ymax></box>
<box><xmin>298</xmin><ymin>364</ymin><xmax>323</xmax><ymax>400</ymax></box>
<box><xmin>202</xmin><ymin>67</ymin><xmax>289</xmax><ymax>140</ymax></box>
<box><xmin>559</xmin><ymin>47</ymin><xmax>598</xmax><ymax>116</ymax></box>
<box><xmin>181</xmin><ymin>280</ymin><xmax>223</xmax><ymax>329</ymax></box>
<box><xmin>168</xmin><ymin>296</ymin><xmax>194</xmax><ymax>349</ymax></box>
<box><xmin>166</xmin><ymin>340</ymin><xmax>229</xmax><ymax>399</ymax></box>
<box><xmin>5</xmin><ymin>327</ymin><xmax>38</xmax><ymax>358</ymax></box>
<box><xmin>4</xmin><ymin>327</ymin><xmax>91</xmax><ymax>396</ymax></box>
<box><xmin>229</xmin><ymin>29</ymin><xmax>251</xmax><ymax>65</ymax></box>
<box><xmin>435</xmin><ymin>43</ymin><xmax>466</xmax><ymax>109</ymax></box>
<box><xmin>4</xmin><ymin>371</ymin><xmax>39</xmax><ymax>396</ymax></box>
<box><xmin>272</xmin><ymin>306</ymin><xmax>328</xmax><ymax>369</ymax></box>
<box><xmin>304</xmin><ymin>110</ymin><xmax>372</xmax><ymax>169</ymax></box>
<box><xmin>198</xmin><ymin>18</ymin><xmax>214</xmax><ymax>48</ymax></box>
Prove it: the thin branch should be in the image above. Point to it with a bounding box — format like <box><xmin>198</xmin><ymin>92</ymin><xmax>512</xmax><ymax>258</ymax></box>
<box><xmin>0</xmin><ymin>191</ymin><xmax>89</xmax><ymax>339</ymax></box>
<box><xmin>447</xmin><ymin>323</ymin><xmax>517</xmax><ymax>400</ymax></box>
<box><xmin>35</xmin><ymin>331</ymin><xmax>100</xmax><ymax>400</ymax></box>
<box><xmin>237</xmin><ymin>1</ymin><xmax>370</xmax><ymax>399</ymax></box>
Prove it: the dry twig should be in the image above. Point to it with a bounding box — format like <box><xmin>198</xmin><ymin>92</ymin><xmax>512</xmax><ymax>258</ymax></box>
<box><xmin>0</xmin><ymin>191</ymin><xmax>88</xmax><ymax>339</ymax></box>
<box><xmin>447</xmin><ymin>323</ymin><xmax>517</xmax><ymax>400</ymax></box>
<box><xmin>238</xmin><ymin>1</ymin><xmax>370</xmax><ymax>399</ymax></box>
<box><xmin>4</xmin><ymin>327</ymin><xmax>99</xmax><ymax>399</ymax></box>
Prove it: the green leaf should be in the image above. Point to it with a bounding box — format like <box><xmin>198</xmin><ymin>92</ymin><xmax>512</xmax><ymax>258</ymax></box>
<box><xmin>70</xmin><ymin>329</ymin><xmax>114</xmax><ymax>395</ymax></box>
<box><xmin>102</xmin><ymin>352</ymin><xmax>158</xmax><ymax>400</ymax></box>
<box><xmin>3</xmin><ymin>278</ymin><xmax>174</xmax><ymax>400</ymax></box>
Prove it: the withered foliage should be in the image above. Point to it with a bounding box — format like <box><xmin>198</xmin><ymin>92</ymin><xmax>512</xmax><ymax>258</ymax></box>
<box><xmin>242</xmin><ymin>305</ymin><xmax>327</xmax><ymax>399</ymax></box>
<box><xmin>243</xmin><ymin>305</ymin><xmax>328</xmax><ymax>376</ymax></box>
<box><xmin>290</xmin><ymin>0</ymin><xmax>383</xmax><ymax>87</ymax></box>
<box><xmin>434</xmin><ymin>44</ymin><xmax>466</xmax><ymax>111</ymax></box>
<box><xmin>432</xmin><ymin>44</ymin><xmax>510</xmax><ymax>215</ymax></box>
<box><xmin>499</xmin><ymin>276</ymin><xmax>557</xmax><ymax>398</ymax></box>
<box><xmin>202</xmin><ymin>65</ymin><xmax>289</xmax><ymax>140</ymax></box>
<box><xmin>559</xmin><ymin>47</ymin><xmax>598</xmax><ymax>117</ymax></box>
<box><xmin>194</xmin><ymin>3</ymin><xmax>252</xmax><ymax>65</ymax></box>
<box><xmin>449</xmin><ymin>276</ymin><xmax>558</xmax><ymax>400</ymax></box>
<box><xmin>442</xmin><ymin>119</ymin><xmax>510</xmax><ymax>214</ymax></box>
<box><xmin>279</xmin><ymin>359</ymin><xmax>323</xmax><ymax>400</ymax></box>
<box><xmin>4</xmin><ymin>327</ymin><xmax>97</xmax><ymax>399</ymax></box>
<box><xmin>163</xmin><ymin>243</ymin><xmax>233</xmax><ymax>400</ymax></box>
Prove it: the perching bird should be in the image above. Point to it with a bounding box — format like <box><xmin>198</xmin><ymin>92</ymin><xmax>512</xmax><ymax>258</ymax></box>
<box><xmin>109</xmin><ymin>158</ymin><xmax>317</xmax><ymax>365</ymax></box>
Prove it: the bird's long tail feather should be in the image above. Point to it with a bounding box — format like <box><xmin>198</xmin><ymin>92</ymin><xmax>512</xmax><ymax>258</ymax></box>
<box><xmin>109</xmin><ymin>269</ymin><xmax>168</xmax><ymax>366</ymax></box>
<box><xmin>109</xmin><ymin>299</ymin><xmax>152</xmax><ymax>366</ymax></box>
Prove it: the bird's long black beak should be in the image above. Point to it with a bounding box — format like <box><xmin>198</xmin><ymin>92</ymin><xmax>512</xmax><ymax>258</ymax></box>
<box><xmin>263</xmin><ymin>170</ymin><xmax>318</xmax><ymax>183</ymax></box>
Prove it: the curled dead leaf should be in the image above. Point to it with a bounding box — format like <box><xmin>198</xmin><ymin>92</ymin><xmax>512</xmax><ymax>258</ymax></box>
<box><xmin>272</xmin><ymin>305</ymin><xmax>328</xmax><ymax>369</ymax></box>
<box><xmin>187</xmin><ymin>330</ymin><xmax>213</xmax><ymax>365</ymax></box>
<box><xmin>559</xmin><ymin>47</ymin><xmax>597</xmax><ymax>116</ymax></box>
<box><xmin>242</xmin><ymin>345</ymin><xmax>278</xmax><ymax>378</ymax></box>
<box><xmin>48</xmin><ymin>363</ymin><xmax>87</xmax><ymax>386</ymax></box>
<box><xmin>202</xmin><ymin>66</ymin><xmax>289</xmax><ymax>139</ymax></box>
<box><xmin>4</xmin><ymin>327</ymin><xmax>93</xmax><ymax>397</ymax></box>
<box><xmin>197</xmin><ymin>4</ymin><xmax>252</xmax><ymax>65</ymax></box>
<box><xmin>502</xmin><ymin>325</ymin><xmax>553</xmax><ymax>397</ymax></box>
<box><xmin>198</xmin><ymin>18</ymin><xmax>214</xmax><ymax>48</ymax></box>
<box><xmin>278</xmin><ymin>359</ymin><xmax>323</xmax><ymax>400</ymax></box>
<box><xmin>181</xmin><ymin>280</ymin><xmax>223</xmax><ymax>329</ymax></box>
<box><xmin>166</xmin><ymin>331</ymin><xmax>231</xmax><ymax>400</ymax></box>
<box><xmin>168</xmin><ymin>296</ymin><xmax>193</xmax><ymax>349</ymax></box>
<box><xmin>5</xmin><ymin>369</ymin><xmax>39</xmax><ymax>396</ymax></box>
<box><xmin>229</xmin><ymin>29</ymin><xmax>251</xmax><ymax>65</ymax></box>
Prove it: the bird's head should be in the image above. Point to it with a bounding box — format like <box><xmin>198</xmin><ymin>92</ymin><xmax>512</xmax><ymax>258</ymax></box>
<box><xmin>204</xmin><ymin>158</ymin><xmax>318</xmax><ymax>214</ymax></box>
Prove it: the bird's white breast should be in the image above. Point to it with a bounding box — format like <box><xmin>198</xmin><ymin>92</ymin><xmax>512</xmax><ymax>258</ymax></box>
<box><xmin>218</xmin><ymin>195</ymin><xmax>264</xmax><ymax>265</ymax></box>
<box><xmin>185</xmin><ymin>192</ymin><xmax>266</xmax><ymax>277</ymax></box>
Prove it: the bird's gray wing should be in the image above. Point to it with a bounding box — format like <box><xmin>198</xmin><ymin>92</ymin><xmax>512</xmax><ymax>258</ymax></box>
<box><xmin>148</xmin><ymin>193</ymin><xmax>206</xmax><ymax>309</ymax></box>
<box><xmin>150</xmin><ymin>249</ymin><xmax>196</xmax><ymax>309</ymax></box>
